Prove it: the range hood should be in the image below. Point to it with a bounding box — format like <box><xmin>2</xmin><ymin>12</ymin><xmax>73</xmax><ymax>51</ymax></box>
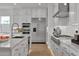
<box><xmin>53</xmin><ymin>10</ymin><xmax>69</xmax><ymax>18</ymax></box>
<box><xmin>53</xmin><ymin>3</ymin><xmax>69</xmax><ymax>18</ymax></box>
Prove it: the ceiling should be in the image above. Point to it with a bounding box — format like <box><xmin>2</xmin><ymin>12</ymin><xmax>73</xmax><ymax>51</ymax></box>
<box><xmin>0</xmin><ymin>3</ymin><xmax>49</xmax><ymax>8</ymax></box>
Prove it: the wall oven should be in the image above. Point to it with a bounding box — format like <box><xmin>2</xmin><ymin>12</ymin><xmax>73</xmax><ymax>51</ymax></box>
<box><xmin>22</xmin><ymin>23</ymin><xmax>30</xmax><ymax>34</ymax></box>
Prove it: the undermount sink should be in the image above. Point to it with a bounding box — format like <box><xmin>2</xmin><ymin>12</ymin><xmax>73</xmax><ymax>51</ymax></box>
<box><xmin>12</xmin><ymin>36</ymin><xmax>24</xmax><ymax>38</ymax></box>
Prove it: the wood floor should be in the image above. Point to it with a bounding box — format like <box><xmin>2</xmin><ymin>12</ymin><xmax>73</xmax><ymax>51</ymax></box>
<box><xmin>29</xmin><ymin>44</ymin><xmax>53</xmax><ymax>56</ymax></box>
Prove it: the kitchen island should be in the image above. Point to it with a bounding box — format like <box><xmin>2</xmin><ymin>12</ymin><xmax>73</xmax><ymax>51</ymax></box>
<box><xmin>0</xmin><ymin>36</ymin><xmax>29</xmax><ymax>56</ymax></box>
<box><xmin>51</xmin><ymin>35</ymin><xmax>79</xmax><ymax>56</ymax></box>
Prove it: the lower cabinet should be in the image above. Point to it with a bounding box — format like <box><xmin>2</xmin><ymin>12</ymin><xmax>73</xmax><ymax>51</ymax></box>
<box><xmin>60</xmin><ymin>48</ymin><xmax>70</xmax><ymax>56</ymax></box>
<box><xmin>12</xmin><ymin>46</ymin><xmax>20</xmax><ymax>56</ymax></box>
<box><xmin>51</xmin><ymin>40</ymin><xmax>60</xmax><ymax>56</ymax></box>
<box><xmin>51</xmin><ymin>36</ymin><xmax>78</xmax><ymax>56</ymax></box>
<box><xmin>12</xmin><ymin>39</ymin><xmax>28</xmax><ymax>56</ymax></box>
<box><xmin>19</xmin><ymin>41</ymin><xmax>27</xmax><ymax>56</ymax></box>
<box><xmin>69</xmin><ymin>48</ymin><xmax>77</xmax><ymax>56</ymax></box>
<box><xmin>51</xmin><ymin>39</ymin><xmax>71</xmax><ymax>56</ymax></box>
<box><xmin>53</xmin><ymin>44</ymin><xmax>58</xmax><ymax>56</ymax></box>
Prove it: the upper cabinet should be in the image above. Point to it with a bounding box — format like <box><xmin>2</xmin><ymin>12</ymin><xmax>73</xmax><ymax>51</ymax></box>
<box><xmin>31</xmin><ymin>8</ymin><xmax>47</xmax><ymax>18</ymax></box>
<box><xmin>13</xmin><ymin>8</ymin><xmax>31</xmax><ymax>25</ymax></box>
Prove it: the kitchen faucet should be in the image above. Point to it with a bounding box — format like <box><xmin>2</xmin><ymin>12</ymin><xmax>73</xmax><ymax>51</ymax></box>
<box><xmin>11</xmin><ymin>23</ymin><xmax>19</xmax><ymax>37</ymax></box>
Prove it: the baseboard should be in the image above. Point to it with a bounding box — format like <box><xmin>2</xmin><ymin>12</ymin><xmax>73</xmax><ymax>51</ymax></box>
<box><xmin>29</xmin><ymin>49</ymin><xmax>32</xmax><ymax>54</ymax></box>
<box><xmin>32</xmin><ymin>42</ymin><xmax>46</xmax><ymax>44</ymax></box>
<box><xmin>28</xmin><ymin>48</ymin><xmax>32</xmax><ymax>56</ymax></box>
<box><xmin>46</xmin><ymin>42</ymin><xmax>48</xmax><ymax>45</ymax></box>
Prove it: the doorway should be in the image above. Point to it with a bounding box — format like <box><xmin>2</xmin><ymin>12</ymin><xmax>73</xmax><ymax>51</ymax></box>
<box><xmin>31</xmin><ymin>18</ymin><xmax>47</xmax><ymax>43</ymax></box>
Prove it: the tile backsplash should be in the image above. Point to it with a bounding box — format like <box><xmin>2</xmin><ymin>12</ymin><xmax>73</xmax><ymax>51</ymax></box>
<box><xmin>55</xmin><ymin>26</ymin><xmax>79</xmax><ymax>36</ymax></box>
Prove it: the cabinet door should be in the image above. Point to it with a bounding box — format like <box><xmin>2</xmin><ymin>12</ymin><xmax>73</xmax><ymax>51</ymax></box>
<box><xmin>12</xmin><ymin>46</ymin><xmax>20</xmax><ymax>56</ymax></box>
<box><xmin>32</xmin><ymin>8</ymin><xmax>47</xmax><ymax>18</ymax></box>
<box><xmin>19</xmin><ymin>40</ymin><xmax>27</xmax><ymax>56</ymax></box>
<box><xmin>40</xmin><ymin>9</ymin><xmax>47</xmax><ymax>17</ymax></box>
<box><xmin>51</xmin><ymin>40</ymin><xmax>56</xmax><ymax>55</ymax></box>
<box><xmin>52</xmin><ymin>42</ymin><xmax>57</xmax><ymax>56</ymax></box>
<box><xmin>19</xmin><ymin>47</ymin><xmax>26</xmax><ymax>56</ymax></box>
<box><xmin>32</xmin><ymin>8</ymin><xmax>38</xmax><ymax>17</ymax></box>
<box><xmin>69</xmin><ymin>48</ymin><xmax>76</xmax><ymax>56</ymax></box>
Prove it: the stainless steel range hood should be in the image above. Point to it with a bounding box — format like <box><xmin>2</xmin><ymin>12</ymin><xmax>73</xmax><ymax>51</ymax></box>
<box><xmin>53</xmin><ymin>11</ymin><xmax>69</xmax><ymax>18</ymax></box>
<box><xmin>53</xmin><ymin>3</ymin><xmax>69</xmax><ymax>18</ymax></box>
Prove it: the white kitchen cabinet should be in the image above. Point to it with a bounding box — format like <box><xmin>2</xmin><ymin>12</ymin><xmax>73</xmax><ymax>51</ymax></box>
<box><xmin>50</xmin><ymin>40</ymin><xmax>55</xmax><ymax>52</ymax></box>
<box><xmin>40</xmin><ymin>9</ymin><xmax>47</xmax><ymax>17</ymax></box>
<box><xmin>19</xmin><ymin>46</ymin><xmax>27</xmax><ymax>56</ymax></box>
<box><xmin>50</xmin><ymin>39</ymin><xmax>55</xmax><ymax>55</ymax></box>
<box><xmin>31</xmin><ymin>8</ymin><xmax>47</xmax><ymax>18</ymax></box>
<box><xmin>12</xmin><ymin>37</ymin><xmax>28</xmax><ymax>56</ymax></box>
<box><xmin>60</xmin><ymin>43</ymin><xmax>72</xmax><ymax>56</ymax></box>
<box><xmin>61</xmin><ymin>48</ymin><xmax>70</xmax><ymax>56</ymax></box>
<box><xmin>19</xmin><ymin>39</ymin><xmax>28</xmax><ymax>56</ymax></box>
<box><xmin>53</xmin><ymin>45</ymin><xmax>58</xmax><ymax>56</ymax></box>
<box><xmin>51</xmin><ymin>39</ymin><xmax>59</xmax><ymax>56</ymax></box>
<box><xmin>0</xmin><ymin>36</ymin><xmax>29</xmax><ymax>56</ymax></box>
<box><xmin>32</xmin><ymin>8</ymin><xmax>38</xmax><ymax>17</ymax></box>
<box><xmin>13</xmin><ymin>8</ymin><xmax>31</xmax><ymax>26</ymax></box>
<box><xmin>50</xmin><ymin>36</ymin><xmax>71</xmax><ymax>56</ymax></box>
<box><xmin>12</xmin><ymin>45</ymin><xmax>20</xmax><ymax>56</ymax></box>
<box><xmin>53</xmin><ymin>42</ymin><xmax>61</xmax><ymax>56</ymax></box>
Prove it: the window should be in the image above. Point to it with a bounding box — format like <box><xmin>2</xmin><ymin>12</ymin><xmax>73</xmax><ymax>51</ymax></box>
<box><xmin>1</xmin><ymin>16</ymin><xmax>10</xmax><ymax>24</ymax></box>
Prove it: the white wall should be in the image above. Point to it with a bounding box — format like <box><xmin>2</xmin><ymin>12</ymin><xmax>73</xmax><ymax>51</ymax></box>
<box><xmin>47</xmin><ymin>3</ymin><xmax>58</xmax><ymax>48</ymax></box>
<box><xmin>69</xmin><ymin>3</ymin><xmax>77</xmax><ymax>25</ymax></box>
